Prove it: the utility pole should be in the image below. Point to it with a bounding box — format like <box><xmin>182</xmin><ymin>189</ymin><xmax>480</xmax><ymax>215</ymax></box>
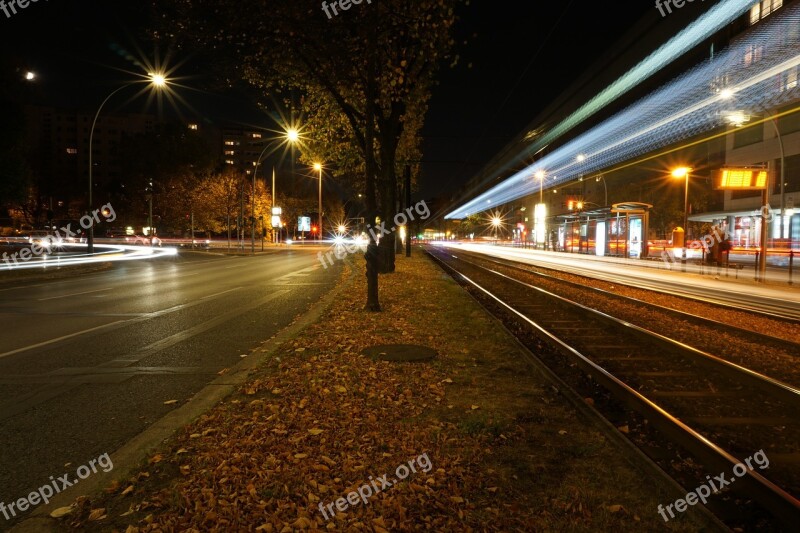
<box><xmin>405</xmin><ymin>164</ymin><xmax>411</xmax><ymax>257</ymax></box>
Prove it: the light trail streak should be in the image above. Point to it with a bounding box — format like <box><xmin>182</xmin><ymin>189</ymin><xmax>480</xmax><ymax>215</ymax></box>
<box><xmin>447</xmin><ymin>3</ymin><xmax>800</xmax><ymax>219</ymax></box>
<box><xmin>0</xmin><ymin>244</ymin><xmax>178</xmax><ymax>271</ymax></box>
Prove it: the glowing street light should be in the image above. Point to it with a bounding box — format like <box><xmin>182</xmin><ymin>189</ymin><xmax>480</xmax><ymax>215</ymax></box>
<box><xmin>24</xmin><ymin>71</ymin><xmax>35</xmax><ymax>81</ymax></box>
<box><xmin>287</xmin><ymin>128</ymin><xmax>300</xmax><ymax>143</ymax></box>
<box><xmin>576</xmin><ymin>154</ymin><xmax>586</xmax><ymax>162</ymax></box>
<box><xmin>88</xmin><ymin>72</ymin><xmax>169</xmax><ymax>254</ymax></box>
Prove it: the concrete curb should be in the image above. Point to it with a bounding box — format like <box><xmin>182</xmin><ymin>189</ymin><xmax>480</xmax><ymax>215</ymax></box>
<box><xmin>10</xmin><ymin>263</ymin><xmax>355</xmax><ymax>532</ymax></box>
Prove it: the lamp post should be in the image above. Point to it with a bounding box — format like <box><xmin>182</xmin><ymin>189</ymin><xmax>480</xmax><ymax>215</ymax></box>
<box><xmin>596</xmin><ymin>175</ymin><xmax>608</xmax><ymax>206</ymax></box>
<box><xmin>251</xmin><ymin>128</ymin><xmax>300</xmax><ymax>253</ymax></box>
<box><xmin>314</xmin><ymin>162</ymin><xmax>323</xmax><ymax>241</ymax></box>
<box><xmin>88</xmin><ymin>73</ymin><xmax>166</xmax><ymax>253</ymax></box>
<box><xmin>672</xmin><ymin>167</ymin><xmax>691</xmax><ymax>269</ymax></box>
<box><xmin>721</xmin><ymin>91</ymin><xmax>787</xmax><ymax>279</ymax></box>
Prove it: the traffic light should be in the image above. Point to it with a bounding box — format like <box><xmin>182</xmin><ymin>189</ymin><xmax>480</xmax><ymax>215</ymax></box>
<box><xmin>568</xmin><ymin>200</ymin><xmax>574</xmax><ymax>210</ymax></box>
<box><xmin>311</xmin><ymin>225</ymin><xmax>318</xmax><ymax>234</ymax></box>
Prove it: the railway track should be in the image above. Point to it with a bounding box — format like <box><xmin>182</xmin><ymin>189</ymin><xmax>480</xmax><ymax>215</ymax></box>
<box><xmin>448</xmin><ymin>244</ymin><xmax>800</xmax><ymax>321</ymax></box>
<box><xmin>425</xmin><ymin>246</ymin><xmax>800</xmax><ymax>529</ymax></box>
<box><xmin>450</xmin><ymin>249</ymin><xmax>800</xmax><ymax>362</ymax></box>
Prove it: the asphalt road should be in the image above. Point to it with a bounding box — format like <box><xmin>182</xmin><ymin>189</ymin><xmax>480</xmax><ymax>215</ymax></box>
<box><xmin>0</xmin><ymin>247</ymin><xmax>342</xmax><ymax>523</ymax></box>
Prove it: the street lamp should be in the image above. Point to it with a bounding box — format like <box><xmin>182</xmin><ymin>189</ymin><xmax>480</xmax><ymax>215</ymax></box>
<box><xmin>491</xmin><ymin>216</ymin><xmax>501</xmax><ymax>242</ymax></box>
<box><xmin>314</xmin><ymin>162</ymin><xmax>323</xmax><ymax>241</ymax></box>
<box><xmin>672</xmin><ymin>166</ymin><xmax>691</xmax><ymax>267</ymax></box>
<box><xmin>88</xmin><ymin>72</ymin><xmax>167</xmax><ymax>253</ymax></box>
<box><xmin>251</xmin><ymin>128</ymin><xmax>300</xmax><ymax>253</ymax></box>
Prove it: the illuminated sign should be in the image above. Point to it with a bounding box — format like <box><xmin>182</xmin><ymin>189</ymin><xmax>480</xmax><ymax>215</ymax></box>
<box><xmin>534</xmin><ymin>203</ymin><xmax>547</xmax><ymax>244</ymax></box>
<box><xmin>298</xmin><ymin>216</ymin><xmax>311</xmax><ymax>232</ymax></box>
<box><xmin>716</xmin><ymin>169</ymin><xmax>768</xmax><ymax>190</ymax></box>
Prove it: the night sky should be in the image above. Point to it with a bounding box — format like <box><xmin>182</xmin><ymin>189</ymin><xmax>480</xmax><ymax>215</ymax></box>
<box><xmin>1</xmin><ymin>0</ymin><xmax>654</xmax><ymax>202</ymax></box>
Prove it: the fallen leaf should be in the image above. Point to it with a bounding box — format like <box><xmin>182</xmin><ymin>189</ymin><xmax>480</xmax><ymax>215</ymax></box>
<box><xmin>617</xmin><ymin>425</ymin><xmax>630</xmax><ymax>434</ymax></box>
<box><xmin>607</xmin><ymin>504</ymin><xmax>625</xmax><ymax>513</ymax></box>
<box><xmin>163</xmin><ymin>400</ymin><xmax>178</xmax><ymax>405</ymax></box>
<box><xmin>88</xmin><ymin>508</ymin><xmax>106</xmax><ymax>521</ymax></box>
<box><xmin>50</xmin><ymin>506</ymin><xmax>74</xmax><ymax>518</ymax></box>
<box><xmin>308</xmin><ymin>428</ymin><xmax>324</xmax><ymax>436</ymax></box>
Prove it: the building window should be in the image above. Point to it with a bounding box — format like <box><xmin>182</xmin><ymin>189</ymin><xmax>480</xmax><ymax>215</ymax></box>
<box><xmin>225</xmin><ymin>150</ymin><xmax>235</xmax><ymax>156</ymax></box>
<box><xmin>778</xmin><ymin>107</ymin><xmax>800</xmax><ymax>135</ymax></box>
<box><xmin>782</xmin><ymin>66</ymin><xmax>798</xmax><ymax>92</ymax></box>
<box><xmin>66</xmin><ymin>148</ymin><xmax>77</xmax><ymax>155</ymax></box>
<box><xmin>225</xmin><ymin>160</ymin><xmax>235</xmax><ymax>165</ymax></box>
<box><xmin>733</xmin><ymin>124</ymin><xmax>763</xmax><ymax>148</ymax></box>
<box><xmin>252</xmin><ymin>133</ymin><xmax>262</xmax><ymax>139</ymax></box>
<box><xmin>750</xmin><ymin>0</ymin><xmax>782</xmax><ymax>24</ymax></box>
<box><xmin>743</xmin><ymin>44</ymin><xmax>763</xmax><ymax>67</ymax></box>
<box><xmin>224</xmin><ymin>140</ymin><xmax>236</xmax><ymax>146</ymax></box>
<box><xmin>188</xmin><ymin>123</ymin><xmax>198</xmax><ymax>130</ymax></box>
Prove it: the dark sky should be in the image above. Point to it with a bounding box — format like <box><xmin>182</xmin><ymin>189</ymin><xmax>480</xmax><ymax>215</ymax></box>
<box><xmin>1</xmin><ymin>0</ymin><xmax>653</xmax><ymax>201</ymax></box>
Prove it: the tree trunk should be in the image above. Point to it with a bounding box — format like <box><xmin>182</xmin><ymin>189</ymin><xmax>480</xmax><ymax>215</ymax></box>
<box><xmin>363</xmin><ymin>30</ymin><xmax>381</xmax><ymax>312</ymax></box>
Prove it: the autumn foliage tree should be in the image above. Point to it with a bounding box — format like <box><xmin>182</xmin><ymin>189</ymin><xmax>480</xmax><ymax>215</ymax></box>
<box><xmin>156</xmin><ymin>0</ymin><xmax>461</xmax><ymax>310</ymax></box>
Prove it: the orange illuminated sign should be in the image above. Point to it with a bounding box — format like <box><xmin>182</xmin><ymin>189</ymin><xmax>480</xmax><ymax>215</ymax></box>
<box><xmin>716</xmin><ymin>169</ymin><xmax>768</xmax><ymax>190</ymax></box>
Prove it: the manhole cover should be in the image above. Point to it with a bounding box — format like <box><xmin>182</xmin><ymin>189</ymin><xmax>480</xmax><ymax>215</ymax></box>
<box><xmin>362</xmin><ymin>344</ymin><xmax>437</xmax><ymax>362</ymax></box>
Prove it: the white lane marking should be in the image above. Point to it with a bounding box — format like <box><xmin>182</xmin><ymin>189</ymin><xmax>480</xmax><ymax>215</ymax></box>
<box><xmin>38</xmin><ymin>288</ymin><xmax>113</xmax><ymax>301</ymax></box>
<box><xmin>0</xmin><ymin>321</ymin><xmax>126</xmax><ymax>359</ymax></box>
<box><xmin>0</xmin><ymin>287</ymin><xmax>244</xmax><ymax>359</ymax></box>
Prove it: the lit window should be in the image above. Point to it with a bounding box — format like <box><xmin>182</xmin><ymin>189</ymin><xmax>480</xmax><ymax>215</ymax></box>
<box><xmin>252</xmin><ymin>133</ymin><xmax>262</xmax><ymax>138</ymax></box>
<box><xmin>224</xmin><ymin>140</ymin><xmax>235</xmax><ymax>146</ymax></box>
<box><xmin>225</xmin><ymin>150</ymin><xmax>235</xmax><ymax>155</ymax></box>
<box><xmin>784</xmin><ymin>66</ymin><xmax>798</xmax><ymax>91</ymax></box>
<box><xmin>66</xmin><ymin>148</ymin><xmax>78</xmax><ymax>154</ymax></box>
<box><xmin>225</xmin><ymin>160</ymin><xmax>235</xmax><ymax>165</ymax></box>
<box><xmin>246</xmin><ymin>170</ymin><xmax>252</xmax><ymax>175</ymax></box>
<box><xmin>750</xmin><ymin>4</ymin><xmax>761</xmax><ymax>24</ymax></box>
<box><xmin>188</xmin><ymin>123</ymin><xmax>198</xmax><ymax>130</ymax></box>
<box><xmin>750</xmin><ymin>0</ymin><xmax>782</xmax><ymax>24</ymax></box>
<box><xmin>743</xmin><ymin>44</ymin><xmax>763</xmax><ymax>67</ymax></box>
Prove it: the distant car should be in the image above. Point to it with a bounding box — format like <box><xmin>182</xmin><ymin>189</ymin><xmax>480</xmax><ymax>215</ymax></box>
<box><xmin>126</xmin><ymin>234</ymin><xmax>161</xmax><ymax>247</ymax></box>
<box><xmin>27</xmin><ymin>230</ymin><xmax>59</xmax><ymax>251</ymax></box>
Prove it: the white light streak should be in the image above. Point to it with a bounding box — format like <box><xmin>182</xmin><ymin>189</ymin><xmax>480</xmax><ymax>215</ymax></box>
<box><xmin>1</xmin><ymin>244</ymin><xmax>177</xmax><ymax>271</ymax></box>
<box><xmin>447</xmin><ymin>3</ymin><xmax>800</xmax><ymax>219</ymax></box>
